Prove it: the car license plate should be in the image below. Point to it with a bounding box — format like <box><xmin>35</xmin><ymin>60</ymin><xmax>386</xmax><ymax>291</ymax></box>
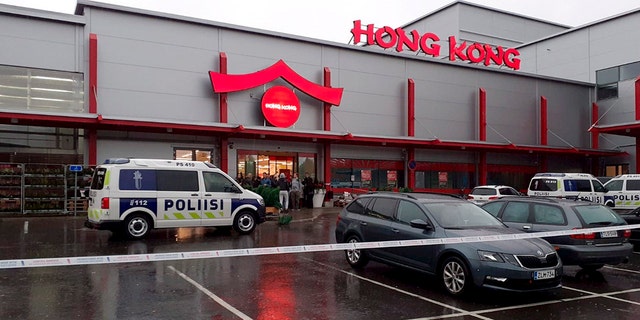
<box><xmin>534</xmin><ymin>269</ymin><xmax>555</xmax><ymax>280</ymax></box>
<box><xmin>600</xmin><ymin>230</ymin><xmax>617</xmax><ymax>238</ymax></box>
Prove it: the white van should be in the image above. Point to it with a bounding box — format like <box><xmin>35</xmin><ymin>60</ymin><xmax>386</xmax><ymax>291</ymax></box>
<box><xmin>85</xmin><ymin>158</ymin><xmax>266</xmax><ymax>239</ymax></box>
<box><xmin>527</xmin><ymin>173</ymin><xmax>615</xmax><ymax>207</ymax></box>
<box><xmin>603</xmin><ymin>174</ymin><xmax>640</xmax><ymax>210</ymax></box>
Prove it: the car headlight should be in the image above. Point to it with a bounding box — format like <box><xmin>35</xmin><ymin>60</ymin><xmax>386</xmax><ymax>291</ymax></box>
<box><xmin>258</xmin><ymin>198</ymin><xmax>265</xmax><ymax>206</ymax></box>
<box><xmin>478</xmin><ymin>250</ymin><xmax>505</xmax><ymax>263</ymax></box>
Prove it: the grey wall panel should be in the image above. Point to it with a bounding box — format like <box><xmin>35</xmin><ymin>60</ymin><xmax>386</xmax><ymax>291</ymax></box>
<box><xmin>97</xmin><ymin>139</ymin><xmax>176</xmax><ymax>163</ymax></box>
<box><xmin>98</xmin><ymin>36</ymin><xmax>217</xmax><ymax>73</ymax></box>
<box><xmin>415</xmin><ymin>149</ymin><xmax>475</xmax><ymax>163</ymax></box>
<box><xmin>588</xmin><ymin>15</ymin><xmax>640</xmax><ymax>75</ymax></box>
<box><xmin>88</xmin><ymin>9</ymin><xmax>219</xmax><ymax>51</ymax></box>
<box><xmin>538</xmin><ymin>82</ymin><xmax>591</xmax><ymax>147</ymax></box>
<box><xmin>459</xmin><ymin>6</ymin><xmax>566</xmax><ymax>45</ymax></box>
<box><xmin>0</xmin><ymin>14</ymin><xmax>81</xmax><ymax>71</ymax></box>
<box><xmin>599</xmin><ymin>79</ymin><xmax>636</xmax><ymax>125</ymax></box>
<box><xmin>332</xmin><ymin>145</ymin><xmax>402</xmax><ymax>160</ymax></box>
<box><xmin>220</xmin><ymin>30</ymin><xmax>322</xmax><ymax>66</ymax></box>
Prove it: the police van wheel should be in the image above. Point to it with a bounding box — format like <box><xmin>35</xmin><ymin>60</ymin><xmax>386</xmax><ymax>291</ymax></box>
<box><xmin>233</xmin><ymin>211</ymin><xmax>256</xmax><ymax>234</ymax></box>
<box><xmin>125</xmin><ymin>213</ymin><xmax>151</xmax><ymax>239</ymax></box>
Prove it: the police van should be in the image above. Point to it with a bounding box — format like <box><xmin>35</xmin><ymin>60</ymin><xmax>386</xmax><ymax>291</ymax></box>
<box><xmin>527</xmin><ymin>172</ymin><xmax>615</xmax><ymax>207</ymax></box>
<box><xmin>85</xmin><ymin>158</ymin><xmax>266</xmax><ymax>239</ymax></box>
<box><xmin>603</xmin><ymin>174</ymin><xmax>640</xmax><ymax>210</ymax></box>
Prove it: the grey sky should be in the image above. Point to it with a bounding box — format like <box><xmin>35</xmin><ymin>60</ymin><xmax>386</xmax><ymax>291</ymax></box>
<box><xmin>1</xmin><ymin>0</ymin><xmax>640</xmax><ymax>43</ymax></box>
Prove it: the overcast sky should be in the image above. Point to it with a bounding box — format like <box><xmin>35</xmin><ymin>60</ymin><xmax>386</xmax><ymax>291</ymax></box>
<box><xmin>2</xmin><ymin>0</ymin><xmax>640</xmax><ymax>43</ymax></box>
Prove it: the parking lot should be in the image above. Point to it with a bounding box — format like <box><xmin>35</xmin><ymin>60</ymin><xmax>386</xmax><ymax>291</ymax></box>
<box><xmin>2</xmin><ymin>208</ymin><xmax>640</xmax><ymax>319</ymax></box>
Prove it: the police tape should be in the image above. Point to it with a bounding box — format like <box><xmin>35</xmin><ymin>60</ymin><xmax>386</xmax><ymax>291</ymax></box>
<box><xmin>1</xmin><ymin>224</ymin><xmax>639</xmax><ymax>270</ymax></box>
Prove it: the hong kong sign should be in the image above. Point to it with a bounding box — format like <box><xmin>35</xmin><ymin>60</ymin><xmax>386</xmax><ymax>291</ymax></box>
<box><xmin>261</xmin><ymin>86</ymin><xmax>301</xmax><ymax>128</ymax></box>
<box><xmin>350</xmin><ymin>20</ymin><xmax>521</xmax><ymax>70</ymax></box>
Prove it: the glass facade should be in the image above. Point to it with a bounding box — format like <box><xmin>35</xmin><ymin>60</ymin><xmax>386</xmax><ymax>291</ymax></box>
<box><xmin>237</xmin><ymin>150</ymin><xmax>316</xmax><ymax>184</ymax></box>
<box><xmin>0</xmin><ymin>65</ymin><xmax>84</xmax><ymax>113</ymax></box>
<box><xmin>330</xmin><ymin>158</ymin><xmax>404</xmax><ymax>191</ymax></box>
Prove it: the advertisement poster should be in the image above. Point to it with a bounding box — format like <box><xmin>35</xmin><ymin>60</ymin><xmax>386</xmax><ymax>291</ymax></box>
<box><xmin>387</xmin><ymin>170</ymin><xmax>397</xmax><ymax>188</ymax></box>
<box><xmin>361</xmin><ymin>169</ymin><xmax>371</xmax><ymax>188</ymax></box>
<box><xmin>438</xmin><ymin>171</ymin><xmax>448</xmax><ymax>188</ymax></box>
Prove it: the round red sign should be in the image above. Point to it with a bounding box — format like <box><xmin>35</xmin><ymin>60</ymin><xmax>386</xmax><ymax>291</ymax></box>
<box><xmin>261</xmin><ymin>86</ymin><xmax>301</xmax><ymax>128</ymax></box>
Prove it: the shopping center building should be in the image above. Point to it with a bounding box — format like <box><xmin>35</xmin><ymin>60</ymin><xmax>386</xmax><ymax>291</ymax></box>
<box><xmin>1</xmin><ymin>0</ymin><xmax>640</xmax><ymax>213</ymax></box>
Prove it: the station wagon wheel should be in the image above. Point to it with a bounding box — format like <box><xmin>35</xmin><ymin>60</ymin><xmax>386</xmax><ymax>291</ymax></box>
<box><xmin>124</xmin><ymin>213</ymin><xmax>151</xmax><ymax>240</ymax></box>
<box><xmin>233</xmin><ymin>211</ymin><xmax>256</xmax><ymax>234</ymax></box>
<box><xmin>345</xmin><ymin>235</ymin><xmax>369</xmax><ymax>269</ymax></box>
<box><xmin>440</xmin><ymin>256</ymin><xmax>471</xmax><ymax>296</ymax></box>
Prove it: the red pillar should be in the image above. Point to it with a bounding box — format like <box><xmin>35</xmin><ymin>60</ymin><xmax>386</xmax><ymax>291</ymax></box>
<box><xmin>219</xmin><ymin>53</ymin><xmax>229</xmax><ymax>172</ymax></box>
<box><xmin>323</xmin><ymin>68</ymin><xmax>332</xmax><ymax>131</ymax></box>
<box><xmin>540</xmin><ymin>96</ymin><xmax>548</xmax><ymax>173</ymax></box>
<box><xmin>408</xmin><ymin>79</ymin><xmax>415</xmax><ymax>137</ymax></box>
<box><xmin>407</xmin><ymin>79</ymin><xmax>415</xmax><ymax>190</ymax></box>
<box><xmin>478</xmin><ymin>88</ymin><xmax>487</xmax><ymax>186</ymax></box>
<box><xmin>479</xmin><ymin>88</ymin><xmax>486</xmax><ymax>141</ymax></box>
<box><xmin>591</xmin><ymin>102</ymin><xmax>599</xmax><ymax>149</ymax></box>
<box><xmin>88</xmin><ymin>33</ymin><xmax>98</xmax><ymax>165</ymax></box>
<box><xmin>219</xmin><ymin>53</ymin><xmax>228</xmax><ymax>123</ymax></box>
<box><xmin>540</xmin><ymin>96</ymin><xmax>548</xmax><ymax>145</ymax></box>
<box><xmin>636</xmin><ymin>77</ymin><xmax>640</xmax><ymax>171</ymax></box>
<box><xmin>407</xmin><ymin>148</ymin><xmax>415</xmax><ymax>190</ymax></box>
<box><xmin>323</xmin><ymin>68</ymin><xmax>332</xmax><ymax>192</ymax></box>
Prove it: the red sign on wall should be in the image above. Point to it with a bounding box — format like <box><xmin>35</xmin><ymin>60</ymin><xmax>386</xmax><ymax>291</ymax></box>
<box><xmin>350</xmin><ymin>20</ymin><xmax>521</xmax><ymax>70</ymax></box>
<box><xmin>261</xmin><ymin>86</ymin><xmax>301</xmax><ymax>128</ymax></box>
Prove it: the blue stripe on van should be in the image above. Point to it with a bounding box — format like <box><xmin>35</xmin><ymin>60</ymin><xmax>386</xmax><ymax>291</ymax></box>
<box><xmin>120</xmin><ymin>198</ymin><xmax>158</xmax><ymax>216</ymax></box>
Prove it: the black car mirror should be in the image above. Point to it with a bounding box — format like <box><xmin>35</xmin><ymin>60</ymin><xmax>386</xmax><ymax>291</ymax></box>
<box><xmin>410</xmin><ymin>219</ymin><xmax>433</xmax><ymax>230</ymax></box>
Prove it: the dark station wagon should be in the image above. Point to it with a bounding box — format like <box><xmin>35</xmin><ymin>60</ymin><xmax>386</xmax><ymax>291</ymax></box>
<box><xmin>334</xmin><ymin>192</ymin><xmax>562</xmax><ymax>296</ymax></box>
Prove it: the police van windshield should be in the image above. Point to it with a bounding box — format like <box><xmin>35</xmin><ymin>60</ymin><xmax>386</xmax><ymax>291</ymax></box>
<box><xmin>90</xmin><ymin>168</ymin><xmax>107</xmax><ymax>190</ymax></box>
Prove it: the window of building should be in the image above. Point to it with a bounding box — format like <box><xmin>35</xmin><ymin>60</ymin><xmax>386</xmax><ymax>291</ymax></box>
<box><xmin>620</xmin><ymin>61</ymin><xmax>640</xmax><ymax>81</ymax></box>
<box><xmin>605</xmin><ymin>164</ymin><xmax>629</xmax><ymax>176</ymax></box>
<box><xmin>174</xmin><ymin>148</ymin><xmax>212</xmax><ymax>162</ymax></box>
<box><xmin>0</xmin><ymin>65</ymin><xmax>84</xmax><ymax>112</ymax></box>
<box><xmin>596</xmin><ymin>67</ymin><xmax>619</xmax><ymax>100</ymax></box>
<box><xmin>329</xmin><ymin>158</ymin><xmax>404</xmax><ymax>191</ymax></box>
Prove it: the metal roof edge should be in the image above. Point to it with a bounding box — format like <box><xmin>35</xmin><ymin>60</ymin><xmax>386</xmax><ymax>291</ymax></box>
<box><xmin>0</xmin><ymin>2</ymin><xmax>84</xmax><ymax>24</ymax></box>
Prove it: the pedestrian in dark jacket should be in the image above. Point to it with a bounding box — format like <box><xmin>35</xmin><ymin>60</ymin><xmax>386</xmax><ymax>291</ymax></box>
<box><xmin>277</xmin><ymin>173</ymin><xmax>290</xmax><ymax>212</ymax></box>
<box><xmin>302</xmin><ymin>172</ymin><xmax>314</xmax><ymax>208</ymax></box>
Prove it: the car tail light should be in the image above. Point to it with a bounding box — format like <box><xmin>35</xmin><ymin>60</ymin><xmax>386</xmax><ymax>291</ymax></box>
<box><xmin>101</xmin><ymin>197</ymin><xmax>110</xmax><ymax>209</ymax></box>
<box><xmin>467</xmin><ymin>195</ymin><xmax>474</xmax><ymax>200</ymax></box>
<box><xmin>488</xmin><ymin>196</ymin><xmax>498</xmax><ymax>201</ymax></box>
<box><xmin>570</xmin><ymin>228</ymin><xmax>595</xmax><ymax>240</ymax></box>
<box><xmin>623</xmin><ymin>229</ymin><xmax>632</xmax><ymax>238</ymax></box>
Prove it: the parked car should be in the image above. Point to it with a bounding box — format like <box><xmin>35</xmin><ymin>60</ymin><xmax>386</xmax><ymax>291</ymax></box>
<box><xmin>481</xmin><ymin>197</ymin><xmax>632</xmax><ymax>270</ymax></box>
<box><xmin>466</xmin><ymin>185</ymin><xmax>522</xmax><ymax>205</ymax></box>
<box><xmin>334</xmin><ymin>192</ymin><xmax>562</xmax><ymax>296</ymax></box>
<box><xmin>617</xmin><ymin>207</ymin><xmax>640</xmax><ymax>249</ymax></box>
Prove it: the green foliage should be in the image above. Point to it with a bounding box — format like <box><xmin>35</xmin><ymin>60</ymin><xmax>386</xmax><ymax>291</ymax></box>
<box><xmin>251</xmin><ymin>186</ymin><xmax>282</xmax><ymax>208</ymax></box>
<box><xmin>399</xmin><ymin>187</ymin><xmax>413</xmax><ymax>193</ymax></box>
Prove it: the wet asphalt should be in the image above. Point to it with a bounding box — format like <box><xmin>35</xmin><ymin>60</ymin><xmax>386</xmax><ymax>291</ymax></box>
<box><xmin>1</xmin><ymin>208</ymin><xmax>640</xmax><ymax>319</ymax></box>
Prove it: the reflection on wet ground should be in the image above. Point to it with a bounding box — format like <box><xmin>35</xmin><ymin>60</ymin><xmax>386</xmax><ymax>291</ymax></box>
<box><xmin>2</xmin><ymin>211</ymin><xmax>640</xmax><ymax>319</ymax></box>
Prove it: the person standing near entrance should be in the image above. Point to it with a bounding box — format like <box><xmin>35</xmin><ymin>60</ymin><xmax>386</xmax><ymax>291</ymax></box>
<box><xmin>277</xmin><ymin>173</ymin><xmax>290</xmax><ymax>213</ymax></box>
<box><xmin>260</xmin><ymin>172</ymin><xmax>272</xmax><ymax>187</ymax></box>
<box><xmin>290</xmin><ymin>172</ymin><xmax>302</xmax><ymax>210</ymax></box>
<box><xmin>302</xmin><ymin>172</ymin><xmax>314</xmax><ymax>208</ymax></box>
